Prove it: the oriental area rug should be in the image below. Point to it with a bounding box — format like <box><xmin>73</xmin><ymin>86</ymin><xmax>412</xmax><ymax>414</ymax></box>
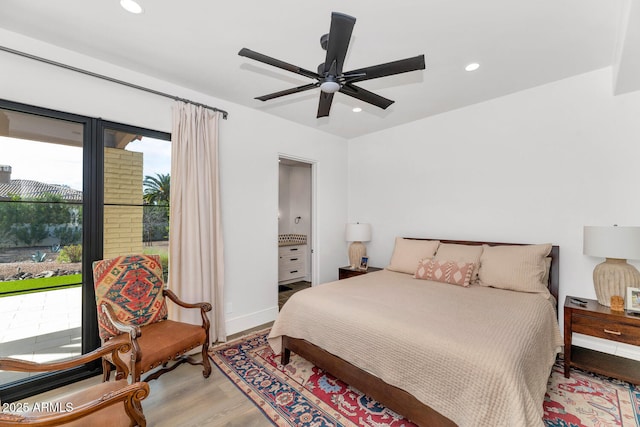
<box><xmin>209</xmin><ymin>330</ymin><xmax>640</xmax><ymax>427</ymax></box>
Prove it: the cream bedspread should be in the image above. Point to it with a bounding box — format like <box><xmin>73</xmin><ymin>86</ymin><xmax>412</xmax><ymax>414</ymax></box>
<box><xmin>269</xmin><ymin>269</ymin><xmax>562</xmax><ymax>427</ymax></box>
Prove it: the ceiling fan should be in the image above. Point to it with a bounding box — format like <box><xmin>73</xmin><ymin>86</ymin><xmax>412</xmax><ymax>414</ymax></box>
<box><xmin>238</xmin><ymin>12</ymin><xmax>426</xmax><ymax>118</ymax></box>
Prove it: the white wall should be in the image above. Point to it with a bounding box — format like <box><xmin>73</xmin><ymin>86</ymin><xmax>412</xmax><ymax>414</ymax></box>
<box><xmin>278</xmin><ymin>165</ymin><xmax>291</xmax><ymax>233</ymax></box>
<box><xmin>278</xmin><ymin>164</ymin><xmax>311</xmax><ymax>237</ymax></box>
<box><xmin>348</xmin><ymin>67</ymin><xmax>640</xmax><ymax>359</ymax></box>
<box><xmin>0</xmin><ymin>28</ymin><xmax>349</xmax><ymax>336</ymax></box>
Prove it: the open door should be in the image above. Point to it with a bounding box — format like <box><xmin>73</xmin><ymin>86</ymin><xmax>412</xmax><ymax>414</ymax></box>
<box><xmin>277</xmin><ymin>156</ymin><xmax>314</xmax><ymax>310</ymax></box>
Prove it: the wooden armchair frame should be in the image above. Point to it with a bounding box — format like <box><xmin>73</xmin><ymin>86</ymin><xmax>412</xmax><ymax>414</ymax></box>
<box><xmin>0</xmin><ymin>341</ymin><xmax>149</xmax><ymax>427</ymax></box>
<box><xmin>100</xmin><ymin>288</ymin><xmax>212</xmax><ymax>383</ymax></box>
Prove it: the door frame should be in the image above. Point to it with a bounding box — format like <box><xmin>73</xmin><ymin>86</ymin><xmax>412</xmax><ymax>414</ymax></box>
<box><xmin>277</xmin><ymin>154</ymin><xmax>318</xmax><ymax>287</ymax></box>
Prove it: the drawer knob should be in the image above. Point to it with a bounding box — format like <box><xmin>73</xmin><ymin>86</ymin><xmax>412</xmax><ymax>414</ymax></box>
<box><xmin>604</xmin><ymin>329</ymin><xmax>622</xmax><ymax>336</ymax></box>
<box><xmin>291</xmin><ymin>258</ymin><xmax>298</xmax><ymax>261</ymax></box>
<box><xmin>290</xmin><ymin>270</ymin><xmax>298</xmax><ymax>273</ymax></box>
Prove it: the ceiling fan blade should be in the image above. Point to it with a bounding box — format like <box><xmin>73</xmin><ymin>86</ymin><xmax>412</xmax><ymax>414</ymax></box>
<box><xmin>340</xmin><ymin>84</ymin><xmax>394</xmax><ymax>109</ymax></box>
<box><xmin>239</xmin><ymin>48</ymin><xmax>320</xmax><ymax>80</ymax></box>
<box><xmin>255</xmin><ymin>83</ymin><xmax>319</xmax><ymax>101</ymax></box>
<box><xmin>317</xmin><ymin>92</ymin><xmax>335</xmax><ymax>118</ymax></box>
<box><xmin>323</xmin><ymin>12</ymin><xmax>356</xmax><ymax>76</ymax></box>
<box><xmin>343</xmin><ymin>55</ymin><xmax>425</xmax><ymax>83</ymax></box>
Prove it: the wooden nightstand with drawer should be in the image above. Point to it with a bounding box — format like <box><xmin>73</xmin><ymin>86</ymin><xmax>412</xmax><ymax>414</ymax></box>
<box><xmin>564</xmin><ymin>295</ymin><xmax>640</xmax><ymax>384</ymax></box>
<box><xmin>338</xmin><ymin>266</ymin><xmax>383</xmax><ymax>280</ymax></box>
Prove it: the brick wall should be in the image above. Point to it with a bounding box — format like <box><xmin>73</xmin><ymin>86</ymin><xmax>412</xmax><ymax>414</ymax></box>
<box><xmin>103</xmin><ymin>148</ymin><xmax>143</xmax><ymax>259</ymax></box>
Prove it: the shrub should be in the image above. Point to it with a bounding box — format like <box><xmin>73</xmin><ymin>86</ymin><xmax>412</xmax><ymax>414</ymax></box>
<box><xmin>31</xmin><ymin>250</ymin><xmax>47</xmax><ymax>262</ymax></box>
<box><xmin>58</xmin><ymin>244</ymin><xmax>82</xmax><ymax>263</ymax></box>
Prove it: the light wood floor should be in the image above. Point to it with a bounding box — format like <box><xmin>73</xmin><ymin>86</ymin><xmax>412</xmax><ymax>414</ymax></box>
<box><xmin>23</xmin><ymin>323</ymin><xmax>275</xmax><ymax>427</ymax></box>
<box><xmin>20</xmin><ymin>282</ymin><xmax>312</xmax><ymax>426</ymax></box>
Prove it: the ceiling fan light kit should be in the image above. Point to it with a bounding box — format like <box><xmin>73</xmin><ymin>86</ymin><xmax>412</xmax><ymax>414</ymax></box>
<box><xmin>320</xmin><ymin>80</ymin><xmax>340</xmax><ymax>93</ymax></box>
<box><xmin>120</xmin><ymin>0</ymin><xmax>143</xmax><ymax>14</ymax></box>
<box><xmin>239</xmin><ymin>12</ymin><xmax>426</xmax><ymax>118</ymax></box>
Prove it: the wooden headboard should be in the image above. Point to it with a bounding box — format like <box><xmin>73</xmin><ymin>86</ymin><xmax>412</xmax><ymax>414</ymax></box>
<box><xmin>405</xmin><ymin>238</ymin><xmax>560</xmax><ymax>302</ymax></box>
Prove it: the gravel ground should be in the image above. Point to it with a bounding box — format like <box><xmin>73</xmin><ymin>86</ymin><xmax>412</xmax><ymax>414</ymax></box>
<box><xmin>0</xmin><ymin>247</ymin><xmax>81</xmax><ymax>280</ymax></box>
<box><xmin>0</xmin><ymin>261</ymin><xmax>81</xmax><ymax>280</ymax></box>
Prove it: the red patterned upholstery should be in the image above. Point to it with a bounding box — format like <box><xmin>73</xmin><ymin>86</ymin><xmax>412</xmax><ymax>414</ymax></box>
<box><xmin>91</xmin><ymin>253</ymin><xmax>212</xmax><ymax>383</ymax></box>
<box><xmin>93</xmin><ymin>254</ymin><xmax>168</xmax><ymax>340</ymax></box>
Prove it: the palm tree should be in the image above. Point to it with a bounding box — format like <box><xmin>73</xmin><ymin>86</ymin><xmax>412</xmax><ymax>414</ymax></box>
<box><xmin>143</xmin><ymin>173</ymin><xmax>170</xmax><ymax>205</ymax></box>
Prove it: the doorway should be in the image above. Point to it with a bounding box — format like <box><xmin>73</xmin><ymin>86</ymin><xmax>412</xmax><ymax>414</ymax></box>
<box><xmin>278</xmin><ymin>156</ymin><xmax>314</xmax><ymax>309</ymax></box>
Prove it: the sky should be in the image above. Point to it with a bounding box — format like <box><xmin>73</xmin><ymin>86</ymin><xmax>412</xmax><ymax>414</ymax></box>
<box><xmin>0</xmin><ymin>136</ymin><xmax>171</xmax><ymax>191</ymax></box>
<box><xmin>126</xmin><ymin>137</ymin><xmax>172</xmax><ymax>179</ymax></box>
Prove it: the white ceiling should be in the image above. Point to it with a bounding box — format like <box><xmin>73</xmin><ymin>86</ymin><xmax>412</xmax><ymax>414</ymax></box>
<box><xmin>0</xmin><ymin>0</ymin><xmax>636</xmax><ymax>139</ymax></box>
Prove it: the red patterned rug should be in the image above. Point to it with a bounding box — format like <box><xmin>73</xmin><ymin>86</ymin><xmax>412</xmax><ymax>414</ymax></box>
<box><xmin>210</xmin><ymin>330</ymin><xmax>640</xmax><ymax>427</ymax></box>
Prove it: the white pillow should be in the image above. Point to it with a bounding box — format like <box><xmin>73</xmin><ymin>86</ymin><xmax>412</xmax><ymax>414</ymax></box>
<box><xmin>478</xmin><ymin>243</ymin><xmax>552</xmax><ymax>296</ymax></box>
<box><xmin>386</xmin><ymin>237</ymin><xmax>440</xmax><ymax>274</ymax></box>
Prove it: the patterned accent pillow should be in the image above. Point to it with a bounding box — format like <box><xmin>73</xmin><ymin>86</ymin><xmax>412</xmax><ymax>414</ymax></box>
<box><xmin>414</xmin><ymin>259</ymin><xmax>475</xmax><ymax>287</ymax></box>
<box><xmin>434</xmin><ymin>243</ymin><xmax>484</xmax><ymax>284</ymax></box>
<box><xmin>92</xmin><ymin>254</ymin><xmax>168</xmax><ymax>340</ymax></box>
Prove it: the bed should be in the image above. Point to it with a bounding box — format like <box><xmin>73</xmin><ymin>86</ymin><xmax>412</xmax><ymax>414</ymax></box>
<box><xmin>268</xmin><ymin>238</ymin><xmax>563</xmax><ymax>427</ymax></box>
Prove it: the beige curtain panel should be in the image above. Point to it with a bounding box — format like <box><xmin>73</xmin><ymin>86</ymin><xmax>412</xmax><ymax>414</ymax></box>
<box><xmin>169</xmin><ymin>101</ymin><xmax>225</xmax><ymax>342</ymax></box>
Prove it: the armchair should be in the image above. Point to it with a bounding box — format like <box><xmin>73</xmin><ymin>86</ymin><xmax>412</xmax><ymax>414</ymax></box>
<box><xmin>0</xmin><ymin>340</ymin><xmax>148</xmax><ymax>427</ymax></box>
<box><xmin>92</xmin><ymin>254</ymin><xmax>212</xmax><ymax>382</ymax></box>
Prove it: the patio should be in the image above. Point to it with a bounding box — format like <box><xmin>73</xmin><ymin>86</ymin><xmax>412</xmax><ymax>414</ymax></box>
<box><xmin>0</xmin><ymin>286</ymin><xmax>81</xmax><ymax>384</ymax></box>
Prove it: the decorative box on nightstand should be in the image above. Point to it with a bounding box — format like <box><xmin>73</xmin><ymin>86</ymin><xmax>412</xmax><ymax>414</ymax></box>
<box><xmin>564</xmin><ymin>295</ymin><xmax>640</xmax><ymax>384</ymax></box>
<box><xmin>338</xmin><ymin>266</ymin><xmax>383</xmax><ymax>280</ymax></box>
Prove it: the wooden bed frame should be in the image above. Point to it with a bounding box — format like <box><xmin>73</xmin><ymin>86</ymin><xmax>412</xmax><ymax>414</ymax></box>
<box><xmin>281</xmin><ymin>238</ymin><xmax>560</xmax><ymax>427</ymax></box>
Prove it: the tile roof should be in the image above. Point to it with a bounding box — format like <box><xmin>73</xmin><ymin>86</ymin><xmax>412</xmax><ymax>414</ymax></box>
<box><xmin>0</xmin><ymin>179</ymin><xmax>82</xmax><ymax>202</ymax></box>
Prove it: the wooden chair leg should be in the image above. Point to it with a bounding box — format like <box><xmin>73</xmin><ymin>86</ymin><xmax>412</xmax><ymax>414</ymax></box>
<box><xmin>202</xmin><ymin>342</ymin><xmax>212</xmax><ymax>378</ymax></box>
<box><xmin>102</xmin><ymin>358</ymin><xmax>112</xmax><ymax>382</ymax></box>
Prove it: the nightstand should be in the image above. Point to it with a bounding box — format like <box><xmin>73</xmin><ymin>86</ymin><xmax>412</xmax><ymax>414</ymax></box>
<box><xmin>338</xmin><ymin>266</ymin><xmax>383</xmax><ymax>280</ymax></box>
<box><xmin>564</xmin><ymin>295</ymin><xmax>640</xmax><ymax>384</ymax></box>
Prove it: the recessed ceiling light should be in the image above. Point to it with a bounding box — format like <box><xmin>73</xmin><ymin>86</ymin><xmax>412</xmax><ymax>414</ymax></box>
<box><xmin>120</xmin><ymin>0</ymin><xmax>143</xmax><ymax>14</ymax></box>
<box><xmin>352</xmin><ymin>107</ymin><xmax>362</xmax><ymax>113</ymax></box>
<box><xmin>465</xmin><ymin>63</ymin><xmax>480</xmax><ymax>72</ymax></box>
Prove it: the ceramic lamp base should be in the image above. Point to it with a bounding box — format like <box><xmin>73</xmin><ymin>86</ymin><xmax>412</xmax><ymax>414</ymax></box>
<box><xmin>348</xmin><ymin>241</ymin><xmax>366</xmax><ymax>269</ymax></box>
<box><xmin>593</xmin><ymin>258</ymin><xmax>640</xmax><ymax>306</ymax></box>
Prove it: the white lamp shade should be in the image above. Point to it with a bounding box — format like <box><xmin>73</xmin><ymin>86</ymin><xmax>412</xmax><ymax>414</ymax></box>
<box><xmin>583</xmin><ymin>226</ymin><xmax>640</xmax><ymax>260</ymax></box>
<box><xmin>345</xmin><ymin>223</ymin><xmax>371</xmax><ymax>242</ymax></box>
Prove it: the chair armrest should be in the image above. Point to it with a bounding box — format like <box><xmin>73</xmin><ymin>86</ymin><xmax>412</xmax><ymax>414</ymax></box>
<box><xmin>101</xmin><ymin>303</ymin><xmax>141</xmax><ymax>339</ymax></box>
<box><xmin>0</xmin><ymin>381</ymin><xmax>149</xmax><ymax>427</ymax></box>
<box><xmin>101</xmin><ymin>303</ymin><xmax>143</xmax><ymax>370</ymax></box>
<box><xmin>163</xmin><ymin>289</ymin><xmax>211</xmax><ymax>331</ymax></box>
<box><xmin>0</xmin><ymin>340</ymin><xmax>131</xmax><ymax>376</ymax></box>
<box><xmin>163</xmin><ymin>289</ymin><xmax>212</xmax><ymax>312</ymax></box>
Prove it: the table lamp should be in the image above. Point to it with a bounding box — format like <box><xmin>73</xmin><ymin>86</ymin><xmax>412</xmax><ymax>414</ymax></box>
<box><xmin>583</xmin><ymin>225</ymin><xmax>640</xmax><ymax>306</ymax></box>
<box><xmin>345</xmin><ymin>223</ymin><xmax>371</xmax><ymax>269</ymax></box>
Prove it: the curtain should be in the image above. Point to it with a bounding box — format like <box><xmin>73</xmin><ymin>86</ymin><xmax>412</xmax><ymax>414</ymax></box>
<box><xmin>168</xmin><ymin>101</ymin><xmax>225</xmax><ymax>342</ymax></box>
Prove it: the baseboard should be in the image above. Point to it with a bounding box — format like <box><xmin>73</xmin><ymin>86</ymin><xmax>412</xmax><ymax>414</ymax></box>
<box><xmin>573</xmin><ymin>333</ymin><xmax>640</xmax><ymax>361</ymax></box>
<box><xmin>225</xmin><ymin>306</ymin><xmax>278</xmax><ymax>336</ymax></box>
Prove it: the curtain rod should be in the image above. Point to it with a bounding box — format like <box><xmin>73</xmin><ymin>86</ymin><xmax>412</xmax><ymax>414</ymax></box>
<box><xmin>0</xmin><ymin>45</ymin><xmax>229</xmax><ymax>119</ymax></box>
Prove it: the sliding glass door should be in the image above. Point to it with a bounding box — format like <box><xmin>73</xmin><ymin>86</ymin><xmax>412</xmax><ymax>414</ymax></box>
<box><xmin>0</xmin><ymin>107</ymin><xmax>86</xmax><ymax>389</ymax></box>
<box><xmin>0</xmin><ymin>101</ymin><xmax>170</xmax><ymax>402</ymax></box>
<box><xmin>100</xmin><ymin>122</ymin><xmax>171</xmax><ymax>273</ymax></box>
